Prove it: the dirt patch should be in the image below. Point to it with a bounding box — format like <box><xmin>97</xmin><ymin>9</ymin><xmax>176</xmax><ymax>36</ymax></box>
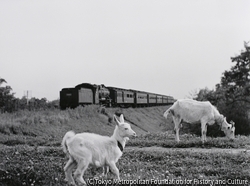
<box><xmin>2</xmin><ymin>144</ymin><xmax>250</xmax><ymax>155</ymax></box>
<box><xmin>126</xmin><ymin>146</ymin><xmax>250</xmax><ymax>155</ymax></box>
<box><xmin>2</xmin><ymin>143</ymin><xmax>250</xmax><ymax>156</ymax></box>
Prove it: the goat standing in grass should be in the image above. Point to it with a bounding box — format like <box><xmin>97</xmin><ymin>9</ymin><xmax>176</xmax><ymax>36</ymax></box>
<box><xmin>62</xmin><ymin>114</ymin><xmax>136</xmax><ymax>185</ymax></box>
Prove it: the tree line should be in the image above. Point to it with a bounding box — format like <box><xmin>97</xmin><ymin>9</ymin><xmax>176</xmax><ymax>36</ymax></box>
<box><xmin>0</xmin><ymin>79</ymin><xmax>58</xmax><ymax>112</ymax></box>
<box><xmin>193</xmin><ymin>42</ymin><xmax>250</xmax><ymax>135</ymax></box>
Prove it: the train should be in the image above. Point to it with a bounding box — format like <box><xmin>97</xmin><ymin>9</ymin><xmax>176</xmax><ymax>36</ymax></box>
<box><xmin>59</xmin><ymin>83</ymin><xmax>175</xmax><ymax>109</ymax></box>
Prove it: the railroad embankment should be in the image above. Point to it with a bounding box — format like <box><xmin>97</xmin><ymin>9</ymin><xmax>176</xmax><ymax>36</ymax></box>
<box><xmin>0</xmin><ymin>105</ymin><xmax>173</xmax><ymax>146</ymax></box>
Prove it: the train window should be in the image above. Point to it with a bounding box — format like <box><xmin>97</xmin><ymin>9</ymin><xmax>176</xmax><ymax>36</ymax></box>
<box><xmin>127</xmin><ymin>94</ymin><xmax>133</xmax><ymax>98</ymax></box>
<box><xmin>139</xmin><ymin>96</ymin><xmax>146</xmax><ymax>99</ymax></box>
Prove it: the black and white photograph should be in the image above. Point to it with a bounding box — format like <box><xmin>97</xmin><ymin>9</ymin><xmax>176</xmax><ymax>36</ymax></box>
<box><xmin>0</xmin><ymin>1</ymin><xmax>250</xmax><ymax>185</ymax></box>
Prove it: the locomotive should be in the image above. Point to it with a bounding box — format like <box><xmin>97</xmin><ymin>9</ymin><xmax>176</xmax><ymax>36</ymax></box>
<box><xmin>59</xmin><ymin>83</ymin><xmax>175</xmax><ymax>109</ymax></box>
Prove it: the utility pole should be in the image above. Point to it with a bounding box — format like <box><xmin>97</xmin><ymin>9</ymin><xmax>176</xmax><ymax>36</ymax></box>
<box><xmin>24</xmin><ymin>90</ymin><xmax>32</xmax><ymax>105</ymax></box>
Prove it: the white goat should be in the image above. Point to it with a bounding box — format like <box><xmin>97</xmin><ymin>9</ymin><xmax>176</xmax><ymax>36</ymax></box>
<box><xmin>163</xmin><ymin>99</ymin><xmax>235</xmax><ymax>143</ymax></box>
<box><xmin>62</xmin><ymin>114</ymin><xmax>136</xmax><ymax>186</ymax></box>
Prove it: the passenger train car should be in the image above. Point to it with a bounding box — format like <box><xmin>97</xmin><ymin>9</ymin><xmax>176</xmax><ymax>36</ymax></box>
<box><xmin>60</xmin><ymin>83</ymin><xmax>175</xmax><ymax>109</ymax></box>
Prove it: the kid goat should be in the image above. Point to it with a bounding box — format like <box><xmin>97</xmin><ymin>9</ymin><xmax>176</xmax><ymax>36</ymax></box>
<box><xmin>62</xmin><ymin>114</ymin><xmax>136</xmax><ymax>185</ymax></box>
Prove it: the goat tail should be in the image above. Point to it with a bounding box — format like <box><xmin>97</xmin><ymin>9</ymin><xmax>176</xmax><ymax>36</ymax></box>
<box><xmin>163</xmin><ymin>107</ymin><xmax>174</xmax><ymax>119</ymax></box>
<box><xmin>62</xmin><ymin>130</ymin><xmax>75</xmax><ymax>154</ymax></box>
<box><xmin>163</xmin><ymin>108</ymin><xmax>170</xmax><ymax>119</ymax></box>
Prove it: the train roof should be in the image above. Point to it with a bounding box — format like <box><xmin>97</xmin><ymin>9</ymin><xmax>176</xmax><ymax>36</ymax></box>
<box><xmin>107</xmin><ymin>86</ymin><xmax>134</xmax><ymax>92</ymax></box>
<box><xmin>107</xmin><ymin>87</ymin><xmax>173</xmax><ymax>98</ymax></box>
<box><xmin>75</xmin><ymin>83</ymin><xmax>98</xmax><ymax>90</ymax></box>
<box><xmin>63</xmin><ymin>83</ymin><xmax>174</xmax><ymax>99</ymax></box>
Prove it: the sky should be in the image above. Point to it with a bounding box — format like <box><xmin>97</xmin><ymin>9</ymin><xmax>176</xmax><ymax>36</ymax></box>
<box><xmin>1</xmin><ymin>0</ymin><xmax>250</xmax><ymax>101</ymax></box>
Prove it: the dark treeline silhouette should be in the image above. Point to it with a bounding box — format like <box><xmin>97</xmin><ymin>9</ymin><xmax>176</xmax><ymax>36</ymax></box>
<box><xmin>0</xmin><ymin>78</ymin><xmax>59</xmax><ymax>112</ymax></box>
<box><xmin>191</xmin><ymin>42</ymin><xmax>250</xmax><ymax>135</ymax></box>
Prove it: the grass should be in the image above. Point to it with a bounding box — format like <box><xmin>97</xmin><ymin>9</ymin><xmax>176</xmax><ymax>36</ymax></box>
<box><xmin>121</xmin><ymin>149</ymin><xmax>250</xmax><ymax>181</ymax></box>
<box><xmin>0</xmin><ymin>145</ymin><xmax>249</xmax><ymax>186</ymax></box>
<box><xmin>0</xmin><ymin>105</ymin><xmax>170</xmax><ymax>146</ymax></box>
<box><xmin>128</xmin><ymin>132</ymin><xmax>250</xmax><ymax>149</ymax></box>
<box><xmin>0</xmin><ymin>106</ymin><xmax>250</xmax><ymax>185</ymax></box>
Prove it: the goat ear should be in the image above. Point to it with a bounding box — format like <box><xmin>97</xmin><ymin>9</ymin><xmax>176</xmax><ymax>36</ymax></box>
<box><xmin>120</xmin><ymin>114</ymin><xmax>125</xmax><ymax>123</ymax></box>
<box><xmin>114</xmin><ymin>115</ymin><xmax>120</xmax><ymax>126</ymax></box>
<box><xmin>230</xmin><ymin>120</ymin><xmax>235</xmax><ymax>127</ymax></box>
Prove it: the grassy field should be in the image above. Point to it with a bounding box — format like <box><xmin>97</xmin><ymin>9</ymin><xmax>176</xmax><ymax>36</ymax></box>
<box><xmin>0</xmin><ymin>105</ymin><xmax>171</xmax><ymax>147</ymax></box>
<box><xmin>0</xmin><ymin>105</ymin><xmax>250</xmax><ymax>185</ymax></box>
